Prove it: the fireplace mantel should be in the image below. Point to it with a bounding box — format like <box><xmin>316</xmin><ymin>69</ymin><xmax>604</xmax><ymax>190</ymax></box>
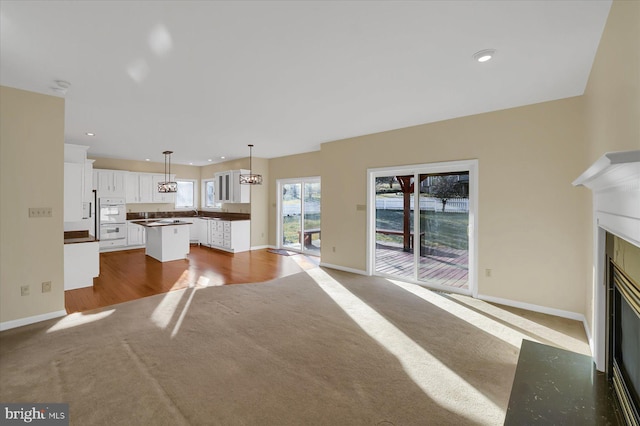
<box><xmin>573</xmin><ymin>150</ymin><xmax>640</xmax><ymax>371</ymax></box>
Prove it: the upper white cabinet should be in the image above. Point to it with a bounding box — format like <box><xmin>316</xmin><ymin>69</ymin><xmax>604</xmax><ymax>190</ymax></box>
<box><xmin>215</xmin><ymin>169</ymin><xmax>250</xmax><ymax>203</ymax></box>
<box><xmin>151</xmin><ymin>174</ymin><xmax>176</xmax><ymax>203</ymax></box>
<box><xmin>64</xmin><ymin>162</ymin><xmax>84</xmax><ymax>222</ymax></box>
<box><xmin>95</xmin><ymin>169</ymin><xmax>126</xmax><ymax>197</ymax></box>
<box><xmin>126</xmin><ymin>172</ymin><xmax>155</xmax><ymax>203</ymax></box>
<box><xmin>64</xmin><ymin>144</ymin><xmax>93</xmax><ymax>222</ymax></box>
<box><xmin>84</xmin><ymin>160</ymin><xmax>94</xmax><ymax>202</ymax></box>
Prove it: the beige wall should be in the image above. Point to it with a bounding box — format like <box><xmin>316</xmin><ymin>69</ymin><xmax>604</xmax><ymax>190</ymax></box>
<box><xmin>249</xmin><ymin>157</ymin><xmax>269</xmax><ymax>248</ymax></box>
<box><xmin>581</xmin><ymin>0</ymin><xmax>640</xmax><ymax>328</ymax></box>
<box><xmin>1</xmin><ymin>86</ymin><xmax>66</xmax><ymax>323</ymax></box>
<box><xmin>583</xmin><ymin>0</ymin><xmax>640</xmax><ymax>165</ymax></box>
<box><xmin>317</xmin><ymin>97</ymin><xmax>589</xmax><ymax>313</ymax></box>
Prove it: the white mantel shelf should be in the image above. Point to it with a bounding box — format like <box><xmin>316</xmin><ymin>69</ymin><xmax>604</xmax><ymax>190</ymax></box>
<box><xmin>573</xmin><ymin>150</ymin><xmax>640</xmax><ymax>194</ymax></box>
<box><xmin>573</xmin><ymin>150</ymin><xmax>640</xmax><ymax>248</ymax></box>
<box><xmin>573</xmin><ymin>149</ymin><xmax>639</xmax><ymax>371</ymax></box>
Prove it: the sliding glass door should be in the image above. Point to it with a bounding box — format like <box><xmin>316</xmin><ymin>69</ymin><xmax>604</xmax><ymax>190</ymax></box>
<box><xmin>278</xmin><ymin>177</ymin><xmax>321</xmax><ymax>256</ymax></box>
<box><xmin>369</xmin><ymin>161</ymin><xmax>476</xmax><ymax>295</ymax></box>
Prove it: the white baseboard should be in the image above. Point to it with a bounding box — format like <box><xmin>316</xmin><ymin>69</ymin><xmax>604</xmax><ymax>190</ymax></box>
<box><xmin>251</xmin><ymin>245</ymin><xmax>271</xmax><ymax>251</ymax></box>
<box><xmin>319</xmin><ymin>262</ymin><xmax>368</xmax><ymax>275</ymax></box>
<box><xmin>0</xmin><ymin>310</ymin><xmax>67</xmax><ymax>332</ymax></box>
<box><xmin>478</xmin><ymin>293</ymin><xmax>587</xmax><ymax>322</ymax></box>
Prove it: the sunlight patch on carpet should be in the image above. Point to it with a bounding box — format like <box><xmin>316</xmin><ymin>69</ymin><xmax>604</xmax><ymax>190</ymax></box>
<box><xmin>151</xmin><ymin>287</ymin><xmax>199</xmax><ymax>338</ymax></box>
<box><xmin>47</xmin><ymin>309</ymin><xmax>115</xmax><ymax>333</ymax></box>
<box><xmin>306</xmin><ymin>268</ymin><xmax>503</xmax><ymax>425</ymax></box>
<box><xmin>447</xmin><ymin>294</ymin><xmax>590</xmax><ymax>355</ymax></box>
<box><xmin>388</xmin><ymin>279</ymin><xmax>528</xmax><ymax>348</ymax></box>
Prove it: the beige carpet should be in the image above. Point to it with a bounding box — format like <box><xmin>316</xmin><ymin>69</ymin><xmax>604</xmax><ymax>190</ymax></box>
<box><xmin>0</xmin><ymin>268</ymin><xmax>589</xmax><ymax>425</ymax></box>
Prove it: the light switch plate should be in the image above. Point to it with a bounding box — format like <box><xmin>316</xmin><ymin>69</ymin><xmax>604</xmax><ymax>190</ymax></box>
<box><xmin>29</xmin><ymin>207</ymin><xmax>52</xmax><ymax>218</ymax></box>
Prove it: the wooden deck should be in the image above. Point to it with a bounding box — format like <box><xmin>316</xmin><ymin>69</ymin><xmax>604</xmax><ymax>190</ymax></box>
<box><xmin>375</xmin><ymin>243</ymin><xmax>468</xmax><ymax>289</ymax></box>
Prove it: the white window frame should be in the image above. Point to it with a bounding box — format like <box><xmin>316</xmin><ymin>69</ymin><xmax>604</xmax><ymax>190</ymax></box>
<box><xmin>174</xmin><ymin>178</ymin><xmax>198</xmax><ymax>210</ymax></box>
<box><xmin>366</xmin><ymin>159</ymin><xmax>478</xmax><ymax>297</ymax></box>
<box><xmin>201</xmin><ymin>178</ymin><xmax>221</xmax><ymax>210</ymax></box>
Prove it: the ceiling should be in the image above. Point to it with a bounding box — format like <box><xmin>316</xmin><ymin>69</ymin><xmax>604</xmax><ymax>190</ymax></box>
<box><xmin>0</xmin><ymin>1</ymin><xmax>611</xmax><ymax>166</ymax></box>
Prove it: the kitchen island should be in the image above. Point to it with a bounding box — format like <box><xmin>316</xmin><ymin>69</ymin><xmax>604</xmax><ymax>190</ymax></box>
<box><xmin>132</xmin><ymin>219</ymin><xmax>191</xmax><ymax>262</ymax></box>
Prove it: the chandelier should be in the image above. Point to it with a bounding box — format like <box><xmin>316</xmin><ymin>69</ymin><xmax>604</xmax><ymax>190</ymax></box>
<box><xmin>158</xmin><ymin>150</ymin><xmax>178</xmax><ymax>192</ymax></box>
<box><xmin>239</xmin><ymin>144</ymin><xmax>262</xmax><ymax>185</ymax></box>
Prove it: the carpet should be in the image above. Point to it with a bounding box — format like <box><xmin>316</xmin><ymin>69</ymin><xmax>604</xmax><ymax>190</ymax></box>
<box><xmin>0</xmin><ymin>269</ymin><xmax>588</xmax><ymax>425</ymax></box>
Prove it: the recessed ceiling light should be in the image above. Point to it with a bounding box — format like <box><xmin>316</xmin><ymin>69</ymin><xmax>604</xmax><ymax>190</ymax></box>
<box><xmin>473</xmin><ymin>49</ymin><xmax>496</xmax><ymax>63</ymax></box>
<box><xmin>145</xmin><ymin>158</ymin><xmax>151</xmax><ymax>162</ymax></box>
<box><xmin>189</xmin><ymin>162</ymin><xmax>193</xmax><ymax>165</ymax></box>
<box><xmin>207</xmin><ymin>159</ymin><xmax>213</xmax><ymax>162</ymax></box>
<box><xmin>220</xmin><ymin>156</ymin><xmax>225</xmax><ymax>160</ymax></box>
<box><xmin>85</xmin><ymin>132</ymin><xmax>95</xmax><ymax>136</ymax></box>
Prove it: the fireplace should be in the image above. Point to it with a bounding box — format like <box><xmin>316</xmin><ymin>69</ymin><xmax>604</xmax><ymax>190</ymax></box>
<box><xmin>607</xmin><ymin>240</ymin><xmax>640</xmax><ymax>425</ymax></box>
<box><xmin>573</xmin><ymin>150</ymin><xmax>640</xmax><ymax>426</ymax></box>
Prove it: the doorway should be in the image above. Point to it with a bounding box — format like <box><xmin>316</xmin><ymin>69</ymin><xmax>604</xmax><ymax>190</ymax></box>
<box><xmin>368</xmin><ymin>160</ymin><xmax>477</xmax><ymax>295</ymax></box>
<box><xmin>277</xmin><ymin>177</ymin><xmax>321</xmax><ymax>256</ymax></box>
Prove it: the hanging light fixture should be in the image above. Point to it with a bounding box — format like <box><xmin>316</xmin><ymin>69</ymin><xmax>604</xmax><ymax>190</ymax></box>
<box><xmin>239</xmin><ymin>144</ymin><xmax>262</xmax><ymax>185</ymax></box>
<box><xmin>158</xmin><ymin>150</ymin><xmax>178</xmax><ymax>192</ymax></box>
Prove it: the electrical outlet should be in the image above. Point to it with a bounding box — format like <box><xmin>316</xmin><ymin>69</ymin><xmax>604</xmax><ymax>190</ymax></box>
<box><xmin>42</xmin><ymin>281</ymin><xmax>52</xmax><ymax>293</ymax></box>
<box><xmin>332</xmin><ymin>246</ymin><xmax>336</xmax><ymax>253</ymax></box>
<box><xmin>21</xmin><ymin>285</ymin><xmax>30</xmax><ymax>296</ymax></box>
<box><xmin>485</xmin><ymin>269</ymin><xmax>492</xmax><ymax>278</ymax></box>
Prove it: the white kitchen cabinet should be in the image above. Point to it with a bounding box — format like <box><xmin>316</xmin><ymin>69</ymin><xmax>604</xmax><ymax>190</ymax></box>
<box><xmin>126</xmin><ymin>172</ymin><xmax>155</xmax><ymax>203</ymax></box>
<box><xmin>208</xmin><ymin>220</ymin><xmax>250</xmax><ymax>253</ymax></box>
<box><xmin>95</xmin><ymin>169</ymin><xmax>126</xmax><ymax>197</ymax></box>
<box><xmin>152</xmin><ymin>174</ymin><xmax>176</xmax><ymax>203</ymax></box>
<box><xmin>64</xmin><ymin>162</ymin><xmax>84</xmax><ymax>222</ymax></box>
<box><xmin>194</xmin><ymin>218</ymin><xmax>209</xmax><ymax>246</ymax></box>
<box><xmin>83</xmin><ymin>160</ymin><xmax>94</xmax><ymax>203</ymax></box>
<box><xmin>214</xmin><ymin>171</ymin><xmax>231</xmax><ymax>203</ymax></box>
<box><xmin>139</xmin><ymin>174</ymin><xmax>154</xmax><ymax>203</ymax></box>
<box><xmin>215</xmin><ymin>170</ymin><xmax>250</xmax><ymax>203</ymax></box>
<box><xmin>127</xmin><ymin>222</ymin><xmax>146</xmax><ymax>246</ymax></box>
<box><xmin>64</xmin><ymin>241</ymin><xmax>99</xmax><ymax>290</ymax></box>
<box><xmin>230</xmin><ymin>170</ymin><xmax>250</xmax><ymax>203</ymax></box>
<box><xmin>125</xmin><ymin>172</ymin><xmax>139</xmax><ymax>203</ymax></box>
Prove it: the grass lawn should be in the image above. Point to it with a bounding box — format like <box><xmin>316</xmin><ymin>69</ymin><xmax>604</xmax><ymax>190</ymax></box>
<box><xmin>376</xmin><ymin>209</ymin><xmax>468</xmax><ymax>250</ymax></box>
<box><xmin>282</xmin><ymin>213</ymin><xmax>321</xmax><ymax>245</ymax></box>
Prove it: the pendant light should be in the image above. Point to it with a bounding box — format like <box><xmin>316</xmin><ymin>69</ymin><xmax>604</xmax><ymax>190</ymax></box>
<box><xmin>158</xmin><ymin>150</ymin><xmax>178</xmax><ymax>192</ymax></box>
<box><xmin>239</xmin><ymin>144</ymin><xmax>262</xmax><ymax>185</ymax></box>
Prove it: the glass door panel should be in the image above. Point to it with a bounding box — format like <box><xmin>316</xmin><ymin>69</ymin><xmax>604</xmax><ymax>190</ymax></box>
<box><xmin>303</xmin><ymin>181</ymin><xmax>321</xmax><ymax>255</ymax></box>
<box><xmin>282</xmin><ymin>183</ymin><xmax>302</xmax><ymax>251</ymax></box>
<box><xmin>374</xmin><ymin>174</ymin><xmax>415</xmax><ymax>280</ymax></box>
<box><xmin>418</xmin><ymin>172</ymin><xmax>469</xmax><ymax>290</ymax></box>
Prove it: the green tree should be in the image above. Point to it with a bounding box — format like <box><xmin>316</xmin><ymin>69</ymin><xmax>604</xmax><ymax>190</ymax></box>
<box><xmin>430</xmin><ymin>176</ymin><xmax>459</xmax><ymax>212</ymax></box>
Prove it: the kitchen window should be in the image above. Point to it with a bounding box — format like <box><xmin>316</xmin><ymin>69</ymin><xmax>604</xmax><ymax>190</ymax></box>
<box><xmin>175</xmin><ymin>179</ymin><xmax>197</xmax><ymax>209</ymax></box>
<box><xmin>201</xmin><ymin>178</ymin><xmax>220</xmax><ymax>209</ymax></box>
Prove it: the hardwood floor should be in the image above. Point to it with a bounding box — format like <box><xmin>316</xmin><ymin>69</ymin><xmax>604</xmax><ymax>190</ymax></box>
<box><xmin>65</xmin><ymin>246</ymin><xmax>319</xmax><ymax>314</ymax></box>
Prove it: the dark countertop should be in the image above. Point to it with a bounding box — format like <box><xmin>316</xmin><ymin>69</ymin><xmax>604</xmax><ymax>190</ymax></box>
<box><xmin>126</xmin><ymin>211</ymin><xmax>250</xmax><ymax>221</ymax></box>
<box><xmin>64</xmin><ymin>230</ymin><xmax>98</xmax><ymax>244</ymax></box>
<box><xmin>131</xmin><ymin>219</ymin><xmax>192</xmax><ymax>228</ymax></box>
<box><xmin>504</xmin><ymin>340</ymin><xmax>622</xmax><ymax>425</ymax></box>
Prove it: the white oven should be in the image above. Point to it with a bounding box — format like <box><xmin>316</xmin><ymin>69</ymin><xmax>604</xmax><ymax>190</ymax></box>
<box><xmin>99</xmin><ymin>197</ymin><xmax>126</xmax><ymax>224</ymax></box>
<box><xmin>99</xmin><ymin>197</ymin><xmax>126</xmax><ymax>248</ymax></box>
<box><xmin>100</xmin><ymin>223</ymin><xmax>126</xmax><ymax>240</ymax></box>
